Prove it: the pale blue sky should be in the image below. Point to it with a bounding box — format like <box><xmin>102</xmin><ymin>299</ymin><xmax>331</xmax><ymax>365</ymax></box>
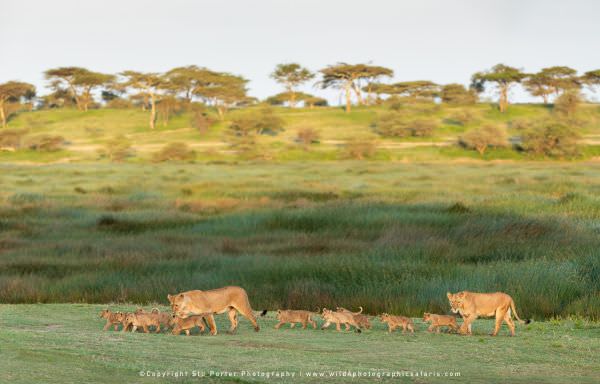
<box><xmin>2</xmin><ymin>0</ymin><xmax>599</xmax><ymax>103</ymax></box>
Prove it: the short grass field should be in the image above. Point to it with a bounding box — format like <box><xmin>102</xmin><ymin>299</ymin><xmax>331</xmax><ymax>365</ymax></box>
<box><xmin>1</xmin><ymin>304</ymin><xmax>599</xmax><ymax>384</ymax></box>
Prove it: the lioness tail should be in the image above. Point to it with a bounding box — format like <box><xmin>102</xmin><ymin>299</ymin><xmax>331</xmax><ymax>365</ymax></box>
<box><xmin>260</xmin><ymin>309</ymin><xmax>268</xmax><ymax>317</ymax></box>
<box><xmin>510</xmin><ymin>299</ymin><xmax>531</xmax><ymax>325</ymax></box>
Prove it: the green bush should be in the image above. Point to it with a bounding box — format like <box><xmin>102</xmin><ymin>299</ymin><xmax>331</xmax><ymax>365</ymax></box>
<box><xmin>521</xmin><ymin>121</ymin><xmax>580</xmax><ymax>158</ymax></box>
<box><xmin>374</xmin><ymin>112</ymin><xmax>438</xmax><ymax>137</ymax></box>
<box><xmin>344</xmin><ymin>139</ymin><xmax>377</xmax><ymax>159</ymax></box>
<box><xmin>295</xmin><ymin>127</ymin><xmax>320</xmax><ymax>151</ymax></box>
<box><xmin>26</xmin><ymin>135</ymin><xmax>65</xmax><ymax>151</ymax></box>
<box><xmin>98</xmin><ymin>136</ymin><xmax>134</xmax><ymax>162</ymax></box>
<box><xmin>0</xmin><ymin>128</ymin><xmax>28</xmax><ymax>150</ymax></box>
<box><xmin>459</xmin><ymin>125</ymin><xmax>509</xmax><ymax>155</ymax></box>
<box><xmin>152</xmin><ymin>142</ymin><xmax>195</xmax><ymax>162</ymax></box>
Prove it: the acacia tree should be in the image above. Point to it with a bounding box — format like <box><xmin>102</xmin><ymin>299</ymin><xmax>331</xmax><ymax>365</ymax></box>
<box><xmin>44</xmin><ymin>67</ymin><xmax>114</xmax><ymax>111</ymax></box>
<box><xmin>361</xmin><ymin>65</ymin><xmax>393</xmax><ymax>104</ymax></box>
<box><xmin>523</xmin><ymin>73</ymin><xmax>554</xmax><ymax>104</ymax></box>
<box><xmin>440</xmin><ymin>83</ymin><xmax>477</xmax><ymax>104</ymax></box>
<box><xmin>318</xmin><ymin>63</ymin><xmax>366</xmax><ymax>112</ymax></box>
<box><xmin>120</xmin><ymin>71</ymin><xmax>164</xmax><ymax>129</ymax></box>
<box><xmin>0</xmin><ymin>81</ymin><xmax>36</xmax><ymax>128</ymax></box>
<box><xmin>471</xmin><ymin>64</ymin><xmax>527</xmax><ymax>113</ymax></box>
<box><xmin>539</xmin><ymin>66</ymin><xmax>580</xmax><ymax>97</ymax></box>
<box><xmin>582</xmin><ymin>69</ymin><xmax>600</xmax><ymax>94</ymax></box>
<box><xmin>192</xmin><ymin>72</ymin><xmax>249</xmax><ymax>119</ymax></box>
<box><xmin>270</xmin><ymin>63</ymin><xmax>314</xmax><ymax>107</ymax></box>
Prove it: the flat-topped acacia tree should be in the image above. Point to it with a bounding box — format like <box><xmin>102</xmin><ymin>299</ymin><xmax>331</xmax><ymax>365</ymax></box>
<box><xmin>471</xmin><ymin>64</ymin><xmax>527</xmax><ymax>113</ymax></box>
<box><xmin>192</xmin><ymin>71</ymin><xmax>249</xmax><ymax>119</ymax></box>
<box><xmin>44</xmin><ymin>67</ymin><xmax>114</xmax><ymax>111</ymax></box>
<box><xmin>0</xmin><ymin>81</ymin><xmax>36</xmax><ymax>128</ymax></box>
<box><xmin>270</xmin><ymin>63</ymin><xmax>314</xmax><ymax>107</ymax></box>
<box><xmin>582</xmin><ymin>69</ymin><xmax>600</xmax><ymax>94</ymax></box>
<box><xmin>119</xmin><ymin>71</ymin><xmax>164</xmax><ymax>129</ymax></box>
<box><xmin>318</xmin><ymin>63</ymin><xmax>391</xmax><ymax>112</ymax></box>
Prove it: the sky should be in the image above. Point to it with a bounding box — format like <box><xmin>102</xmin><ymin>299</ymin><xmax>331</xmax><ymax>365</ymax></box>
<box><xmin>2</xmin><ymin>0</ymin><xmax>599</xmax><ymax>104</ymax></box>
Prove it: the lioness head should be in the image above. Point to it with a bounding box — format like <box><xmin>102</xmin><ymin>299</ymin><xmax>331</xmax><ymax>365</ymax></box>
<box><xmin>135</xmin><ymin>307</ymin><xmax>145</xmax><ymax>314</ymax></box>
<box><xmin>379</xmin><ymin>313</ymin><xmax>391</xmax><ymax>322</ymax></box>
<box><xmin>99</xmin><ymin>309</ymin><xmax>110</xmax><ymax>319</ymax></box>
<box><xmin>423</xmin><ymin>312</ymin><xmax>431</xmax><ymax>322</ymax></box>
<box><xmin>167</xmin><ymin>293</ymin><xmax>190</xmax><ymax>318</ymax></box>
<box><xmin>447</xmin><ymin>292</ymin><xmax>465</xmax><ymax>313</ymax></box>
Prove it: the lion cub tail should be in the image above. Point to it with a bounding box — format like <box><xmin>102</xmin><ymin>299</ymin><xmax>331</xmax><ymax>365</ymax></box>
<box><xmin>510</xmin><ymin>299</ymin><xmax>531</xmax><ymax>325</ymax></box>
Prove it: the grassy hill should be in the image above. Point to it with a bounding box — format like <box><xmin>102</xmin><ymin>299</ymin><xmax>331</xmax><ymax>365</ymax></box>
<box><xmin>2</xmin><ymin>103</ymin><xmax>600</xmax><ymax>163</ymax></box>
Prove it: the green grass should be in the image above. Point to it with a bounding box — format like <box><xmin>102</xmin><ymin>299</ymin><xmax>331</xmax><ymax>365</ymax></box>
<box><xmin>3</xmin><ymin>103</ymin><xmax>599</xmax><ymax>163</ymax></box>
<box><xmin>1</xmin><ymin>304</ymin><xmax>598</xmax><ymax>383</ymax></box>
<box><xmin>2</xmin><ymin>162</ymin><xmax>600</xmax><ymax>319</ymax></box>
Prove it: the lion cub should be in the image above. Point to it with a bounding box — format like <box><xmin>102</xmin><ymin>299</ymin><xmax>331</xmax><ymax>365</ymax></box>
<box><xmin>336</xmin><ymin>307</ymin><xmax>371</xmax><ymax>330</ymax></box>
<box><xmin>423</xmin><ymin>312</ymin><xmax>459</xmax><ymax>333</ymax></box>
<box><xmin>274</xmin><ymin>309</ymin><xmax>318</xmax><ymax>329</ymax></box>
<box><xmin>379</xmin><ymin>313</ymin><xmax>415</xmax><ymax>334</ymax></box>
<box><xmin>122</xmin><ymin>312</ymin><xmax>162</xmax><ymax>333</ymax></box>
<box><xmin>99</xmin><ymin>309</ymin><xmax>124</xmax><ymax>331</ymax></box>
<box><xmin>321</xmin><ymin>308</ymin><xmax>362</xmax><ymax>332</ymax></box>
<box><xmin>170</xmin><ymin>314</ymin><xmax>209</xmax><ymax>336</ymax></box>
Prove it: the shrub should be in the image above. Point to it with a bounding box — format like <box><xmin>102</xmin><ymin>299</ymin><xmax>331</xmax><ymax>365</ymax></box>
<box><xmin>440</xmin><ymin>83</ymin><xmax>477</xmax><ymax>104</ymax></box>
<box><xmin>447</xmin><ymin>109</ymin><xmax>478</xmax><ymax>125</ymax></box>
<box><xmin>410</xmin><ymin>119</ymin><xmax>438</xmax><ymax>137</ymax></box>
<box><xmin>554</xmin><ymin>90</ymin><xmax>582</xmax><ymax>118</ymax></box>
<box><xmin>105</xmin><ymin>98</ymin><xmax>134</xmax><ymax>109</ymax></box>
<box><xmin>26</xmin><ymin>135</ymin><xmax>65</xmax><ymax>151</ymax></box>
<box><xmin>229</xmin><ymin>107</ymin><xmax>285</xmax><ymax>137</ymax></box>
<box><xmin>0</xmin><ymin>129</ymin><xmax>28</xmax><ymax>150</ymax></box>
<box><xmin>521</xmin><ymin>121</ymin><xmax>580</xmax><ymax>158</ymax></box>
<box><xmin>98</xmin><ymin>136</ymin><xmax>134</xmax><ymax>162</ymax></box>
<box><xmin>459</xmin><ymin>125</ymin><xmax>509</xmax><ymax>155</ymax></box>
<box><xmin>344</xmin><ymin>139</ymin><xmax>377</xmax><ymax>160</ymax></box>
<box><xmin>296</xmin><ymin>127</ymin><xmax>320</xmax><ymax>151</ymax></box>
<box><xmin>190</xmin><ymin>111</ymin><xmax>216</xmax><ymax>134</ymax></box>
<box><xmin>374</xmin><ymin>112</ymin><xmax>438</xmax><ymax>137</ymax></box>
<box><xmin>152</xmin><ymin>142</ymin><xmax>195</xmax><ymax>162</ymax></box>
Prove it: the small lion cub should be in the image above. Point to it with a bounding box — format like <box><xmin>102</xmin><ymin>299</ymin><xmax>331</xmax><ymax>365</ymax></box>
<box><xmin>170</xmin><ymin>314</ymin><xmax>209</xmax><ymax>336</ymax></box>
<box><xmin>123</xmin><ymin>312</ymin><xmax>162</xmax><ymax>333</ymax></box>
<box><xmin>337</xmin><ymin>307</ymin><xmax>371</xmax><ymax>330</ymax></box>
<box><xmin>423</xmin><ymin>312</ymin><xmax>459</xmax><ymax>333</ymax></box>
<box><xmin>379</xmin><ymin>313</ymin><xmax>415</xmax><ymax>334</ymax></box>
<box><xmin>274</xmin><ymin>309</ymin><xmax>318</xmax><ymax>329</ymax></box>
<box><xmin>100</xmin><ymin>309</ymin><xmax>124</xmax><ymax>331</ymax></box>
<box><xmin>321</xmin><ymin>308</ymin><xmax>362</xmax><ymax>332</ymax></box>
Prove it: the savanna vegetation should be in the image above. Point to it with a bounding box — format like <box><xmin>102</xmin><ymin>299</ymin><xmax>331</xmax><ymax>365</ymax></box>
<box><xmin>1</xmin><ymin>162</ymin><xmax>600</xmax><ymax>320</ymax></box>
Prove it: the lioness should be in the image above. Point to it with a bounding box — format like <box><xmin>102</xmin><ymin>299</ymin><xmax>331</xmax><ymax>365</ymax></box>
<box><xmin>170</xmin><ymin>314</ymin><xmax>209</xmax><ymax>336</ymax></box>
<box><xmin>447</xmin><ymin>291</ymin><xmax>530</xmax><ymax>336</ymax></box>
<box><xmin>167</xmin><ymin>286</ymin><xmax>260</xmax><ymax>335</ymax></box>
<box><xmin>273</xmin><ymin>309</ymin><xmax>319</xmax><ymax>329</ymax></box>
<box><xmin>379</xmin><ymin>313</ymin><xmax>414</xmax><ymax>334</ymax></box>
<box><xmin>423</xmin><ymin>312</ymin><xmax>459</xmax><ymax>333</ymax></box>
<box><xmin>99</xmin><ymin>309</ymin><xmax>123</xmax><ymax>331</ymax></box>
<box><xmin>337</xmin><ymin>307</ymin><xmax>371</xmax><ymax>330</ymax></box>
<box><xmin>320</xmin><ymin>308</ymin><xmax>362</xmax><ymax>332</ymax></box>
<box><xmin>122</xmin><ymin>312</ymin><xmax>162</xmax><ymax>333</ymax></box>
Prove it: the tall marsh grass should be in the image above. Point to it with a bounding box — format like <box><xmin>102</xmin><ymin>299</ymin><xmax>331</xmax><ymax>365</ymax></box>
<box><xmin>1</xmin><ymin>162</ymin><xmax>599</xmax><ymax>319</ymax></box>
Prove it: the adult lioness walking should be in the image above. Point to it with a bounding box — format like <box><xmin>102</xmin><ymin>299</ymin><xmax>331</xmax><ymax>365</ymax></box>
<box><xmin>167</xmin><ymin>286</ymin><xmax>260</xmax><ymax>335</ymax></box>
<box><xmin>447</xmin><ymin>291</ymin><xmax>530</xmax><ymax>336</ymax></box>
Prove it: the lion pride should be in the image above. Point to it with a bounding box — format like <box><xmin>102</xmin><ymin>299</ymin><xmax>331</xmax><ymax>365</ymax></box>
<box><xmin>447</xmin><ymin>291</ymin><xmax>530</xmax><ymax>336</ymax></box>
<box><xmin>167</xmin><ymin>286</ymin><xmax>259</xmax><ymax>335</ymax></box>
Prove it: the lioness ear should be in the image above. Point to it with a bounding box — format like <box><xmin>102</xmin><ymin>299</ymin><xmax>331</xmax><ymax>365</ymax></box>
<box><xmin>446</xmin><ymin>292</ymin><xmax>452</xmax><ymax>299</ymax></box>
<box><xmin>178</xmin><ymin>294</ymin><xmax>184</xmax><ymax>298</ymax></box>
<box><xmin>167</xmin><ymin>294</ymin><xmax>173</xmax><ymax>302</ymax></box>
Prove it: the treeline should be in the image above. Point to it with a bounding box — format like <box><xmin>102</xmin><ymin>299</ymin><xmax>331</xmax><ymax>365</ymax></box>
<box><xmin>1</xmin><ymin>63</ymin><xmax>600</xmax><ymax>129</ymax></box>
